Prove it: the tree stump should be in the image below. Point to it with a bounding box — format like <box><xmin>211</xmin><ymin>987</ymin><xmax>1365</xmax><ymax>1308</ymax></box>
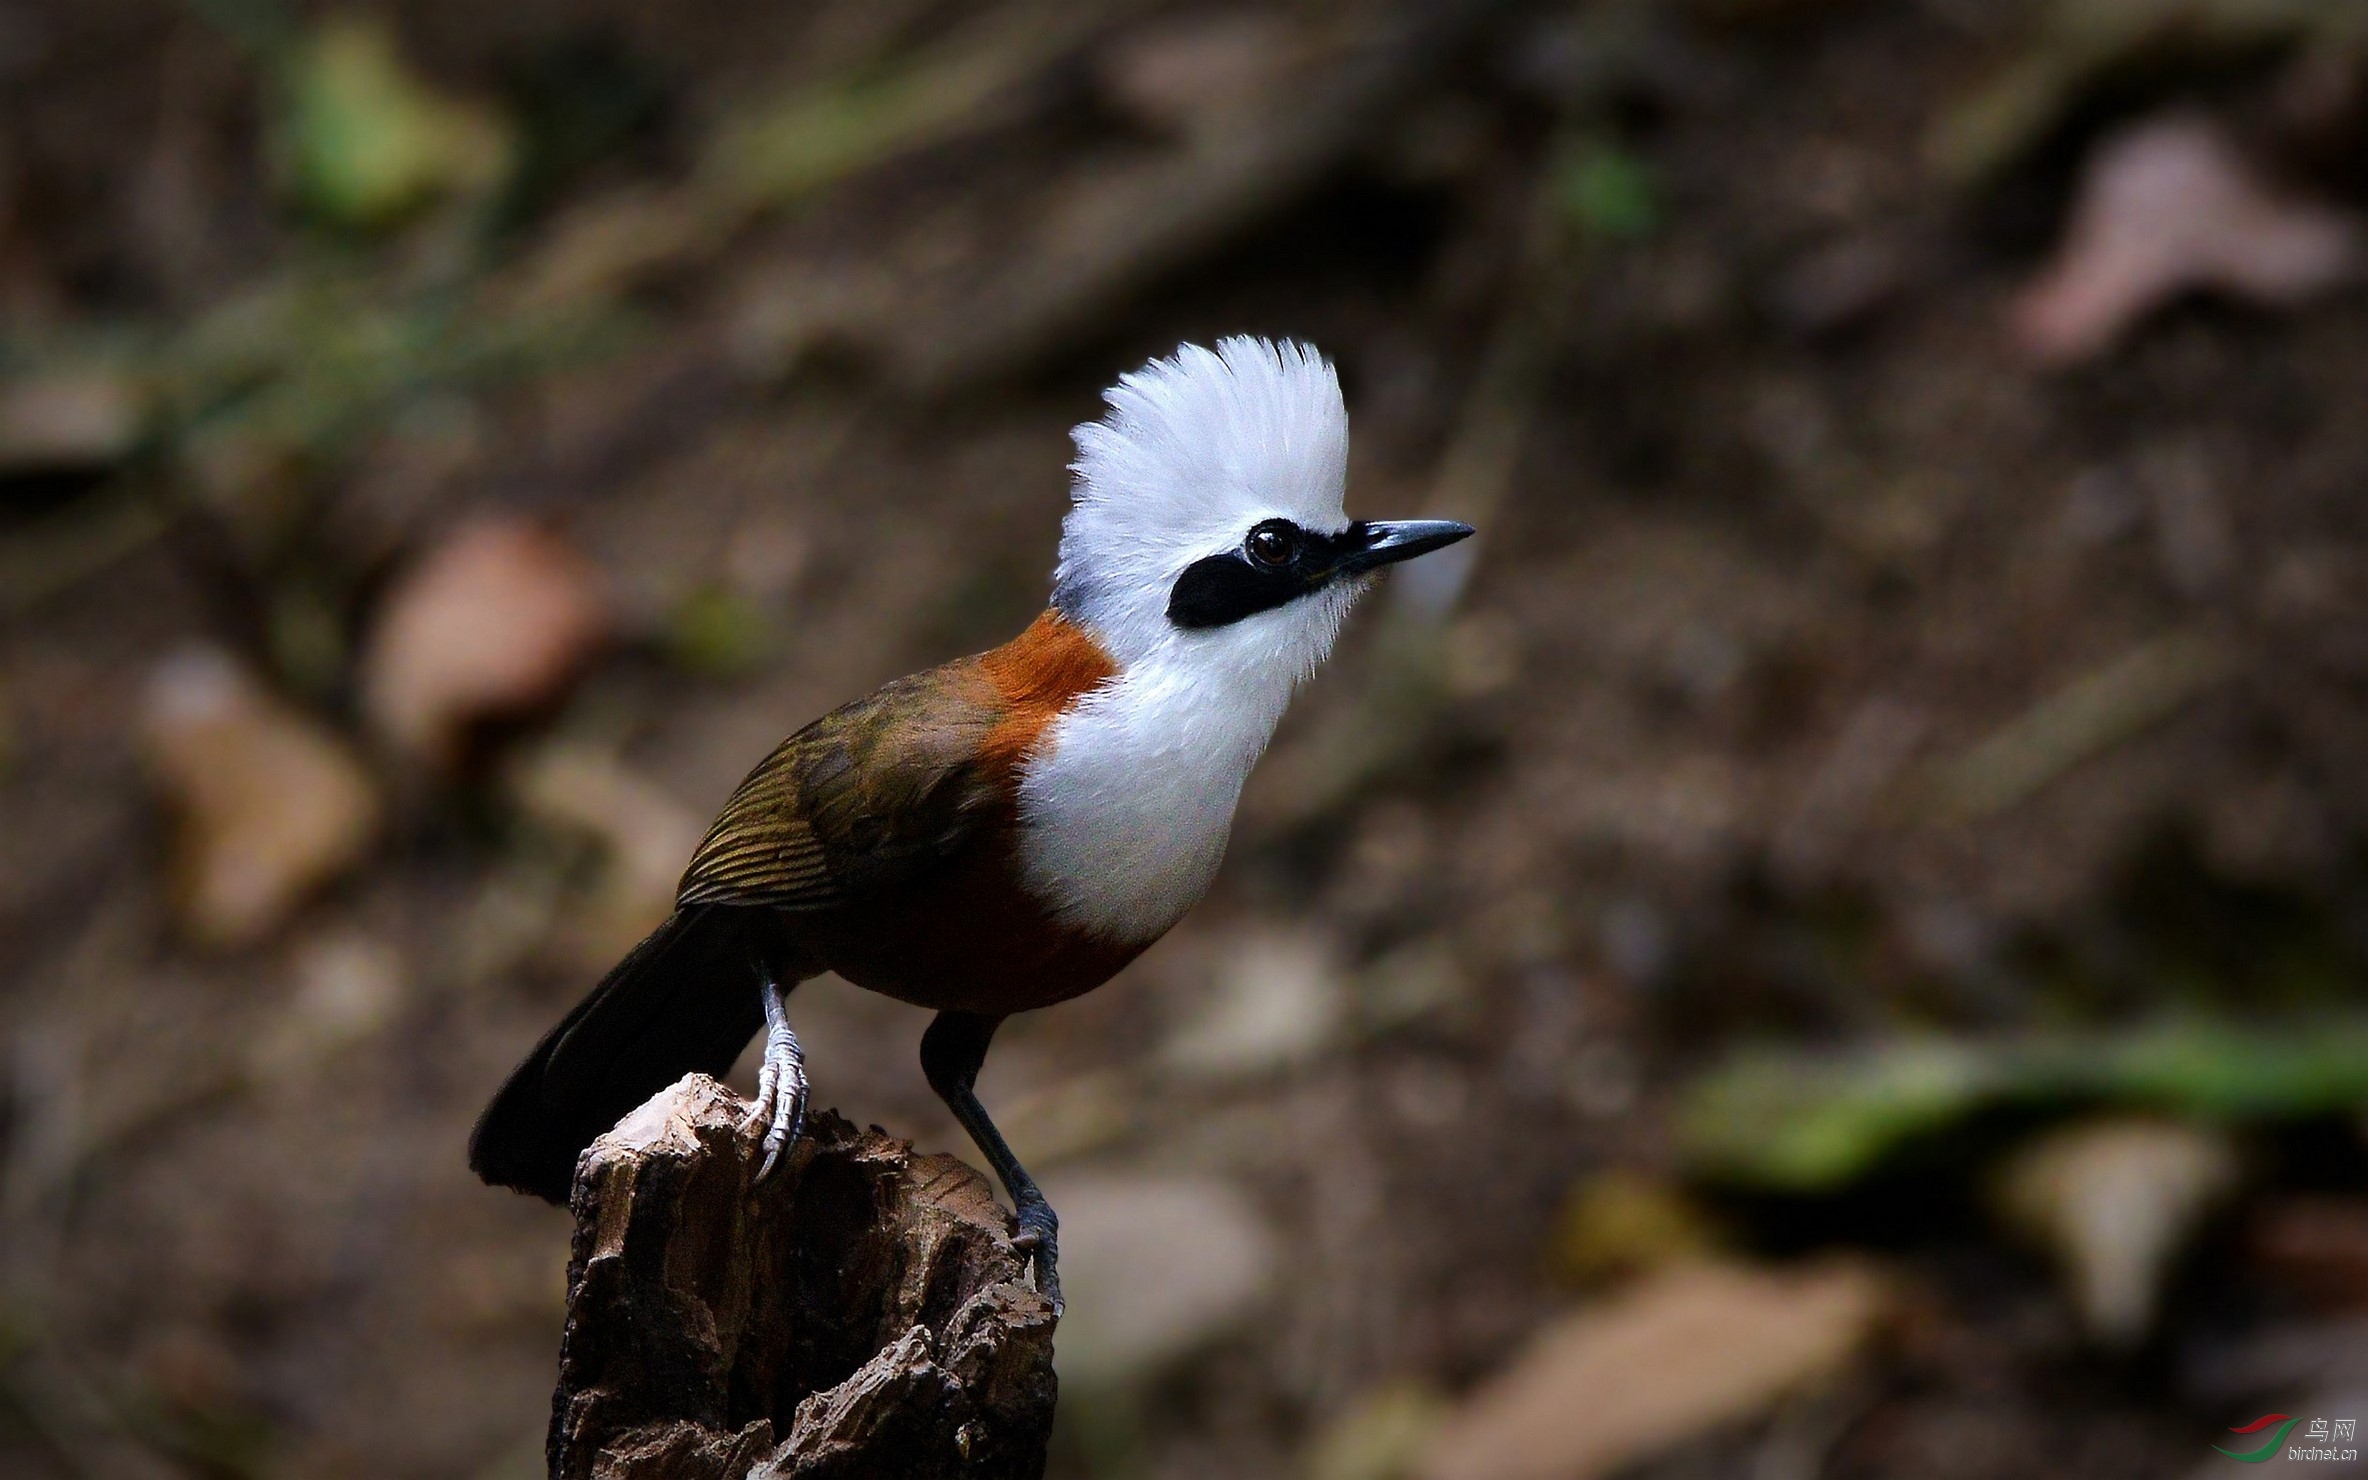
<box><xmin>547</xmin><ymin>1074</ymin><xmax>1058</xmax><ymax>1480</ymax></box>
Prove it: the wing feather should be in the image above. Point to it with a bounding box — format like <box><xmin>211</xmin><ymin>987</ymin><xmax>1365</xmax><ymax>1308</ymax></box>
<box><xmin>676</xmin><ymin>664</ymin><xmax>1004</xmax><ymax>911</ymax></box>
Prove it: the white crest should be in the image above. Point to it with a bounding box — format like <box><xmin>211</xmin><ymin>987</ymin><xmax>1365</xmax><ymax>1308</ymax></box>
<box><xmin>1053</xmin><ymin>336</ymin><xmax>1352</xmax><ymax>672</ymax></box>
<box><xmin>1019</xmin><ymin>338</ymin><xmax>1367</xmax><ymax>943</ymax></box>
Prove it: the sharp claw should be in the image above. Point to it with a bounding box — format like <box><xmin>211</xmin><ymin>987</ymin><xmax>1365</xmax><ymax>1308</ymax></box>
<box><xmin>749</xmin><ymin>1077</ymin><xmax>805</xmax><ymax>1188</ymax></box>
<box><xmin>746</xmin><ymin>977</ymin><xmax>808</xmax><ymax>1187</ymax></box>
<box><xmin>1033</xmin><ymin>1254</ymin><xmax>1063</xmax><ymax>1317</ymax></box>
<box><xmin>1008</xmin><ymin>1207</ymin><xmax>1060</xmax><ymax>1313</ymax></box>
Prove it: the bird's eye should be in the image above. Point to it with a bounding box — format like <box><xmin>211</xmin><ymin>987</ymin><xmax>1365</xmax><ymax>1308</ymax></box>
<box><xmin>1245</xmin><ymin>521</ymin><xmax>1298</xmax><ymax>568</ymax></box>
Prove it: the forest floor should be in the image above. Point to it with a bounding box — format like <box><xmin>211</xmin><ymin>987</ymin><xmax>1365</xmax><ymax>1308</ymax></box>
<box><xmin>8</xmin><ymin>1</ymin><xmax>2368</xmax><ymax>1476</ymax></box>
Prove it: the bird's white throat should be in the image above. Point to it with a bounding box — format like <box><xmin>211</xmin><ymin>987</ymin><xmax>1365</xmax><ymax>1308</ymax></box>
<box><xmin>1012</xmin><ymin>582</ymin><xmax>1356</xmax><ymax>943</ymax></box>
<box><xmin>1023</xmin><ymin>336</ymin><xmax>1362</xmax><ymax>942</ymax></box>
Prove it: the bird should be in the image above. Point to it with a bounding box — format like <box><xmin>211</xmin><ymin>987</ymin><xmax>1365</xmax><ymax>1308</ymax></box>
<box><xmin>469</xmin><ymin>336</ymin><xmax>1473</xmax><ymax>1310</ymax></box>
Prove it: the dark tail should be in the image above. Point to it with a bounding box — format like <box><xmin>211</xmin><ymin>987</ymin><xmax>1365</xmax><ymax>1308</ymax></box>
<box><xmin>469</xmin><ymin>905</ymin><xmax>774</xmax><ymax>1203</ymax></box>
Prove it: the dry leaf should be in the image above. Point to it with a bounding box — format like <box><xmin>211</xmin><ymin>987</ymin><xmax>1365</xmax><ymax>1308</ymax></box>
<box><xmin>1995</xmin><ymin>1117</ymin><xmax>2239</xmax><ymax>1345</ymax></box>
<box><xmin>142</xmin><ymin>648</ymin><xmax>382</xmax><ymax>947</ymax></box>
<box><xmin>2012</xmin><ymin>112</ymin><xmax>2362</xmax><ymax>365</ymax></box>
<box><xmin>360</xmin><ymin>517</ymin><xmax>608</xmax><ymax>768</ymax></box>
<box><xmin>1418</xmin><ymin>1260</ymin><xmax>1888</xmax><ymax>1480</ymax></box>
<box><xmin>0</xmin><ymin>373</ymin><xmax>141</xmax><ymax>476</ymax></box>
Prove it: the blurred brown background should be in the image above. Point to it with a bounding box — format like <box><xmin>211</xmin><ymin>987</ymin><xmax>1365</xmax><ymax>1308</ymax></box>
<box><xmin>9</xmin><ymin>0</ymin><xmax>2368</xmax><ymax>1475</ymax></box>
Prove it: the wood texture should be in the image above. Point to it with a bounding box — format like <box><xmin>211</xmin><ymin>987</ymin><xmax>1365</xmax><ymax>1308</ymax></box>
<box><xmin>550</xmin><ymin>1075</ymin><xmax>1057</xmax><ymax>1480</ymax></box>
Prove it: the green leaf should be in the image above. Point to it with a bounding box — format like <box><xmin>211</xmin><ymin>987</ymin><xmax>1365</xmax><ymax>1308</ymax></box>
<box><xmin>280</xmin><ymin>15</ymin><xmax>511</xmax><ymax>229</ymax></box>
<box><xmin>1554</xmin><ymin>142</ymin><xmax>1660</xmax><ymax>241</ymax></box>
<box><xmin>1681</xmin><ymin>1015</ymin><xmax>2368</xmax><ymax>1191</ymax></box>
<box><xmin>1680</xmin><ymin>1040</ymin><xmax>1997</xmax><ymax>1191</ymax></box>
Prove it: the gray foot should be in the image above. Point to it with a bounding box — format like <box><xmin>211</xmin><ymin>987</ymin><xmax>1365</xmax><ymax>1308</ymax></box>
<box><xmin>742</xmin><ymin>976</ymin><xmax>806</xmax><ymax>1181</ymax></box>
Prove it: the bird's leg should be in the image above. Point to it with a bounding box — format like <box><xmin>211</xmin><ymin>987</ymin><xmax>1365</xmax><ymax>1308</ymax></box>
<box><xmin>920</xmin><ymin>1011</ymin><xmax>1060</xmax><ymax>1314</ymax></box>
<box><xmin>742</xmin><ymin>957</ymin><xmax>806</xmax><ymax>1182</ymax></box>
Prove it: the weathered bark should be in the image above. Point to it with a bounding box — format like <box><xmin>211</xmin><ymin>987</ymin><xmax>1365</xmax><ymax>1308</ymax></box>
<box><xmin>547</xmin><ymin>1074</ymin><xmax>1057</xmax><ymax>1480</ymax></box>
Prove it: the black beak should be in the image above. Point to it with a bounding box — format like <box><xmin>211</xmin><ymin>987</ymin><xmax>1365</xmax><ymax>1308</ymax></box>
<box><xmin>1333</xmin><ymin>519</ymin><xmax>1476</xmax><ymax>577</ymax></box>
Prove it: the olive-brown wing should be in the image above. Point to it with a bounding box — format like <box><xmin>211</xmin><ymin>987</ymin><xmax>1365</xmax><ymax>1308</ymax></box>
<box><xmin>675</xmin><ymin>663</ymin><xmax>1006</xmax><ymax>912</ymax></box>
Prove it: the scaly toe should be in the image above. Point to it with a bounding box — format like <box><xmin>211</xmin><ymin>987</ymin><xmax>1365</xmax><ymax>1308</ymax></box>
<box><xmin>740</xmin><ymin>1096</ymin><xmax>773</xmax><ymax>1140</ymax></box>
<box><xmin>753</xmin><ymin>1080</ymin><xmax>806</xmax><ymax>1184</ymax></box>
<box><xmin>743</xmin><ymin>1069</ymin><xmax>778</xmax><ymax>1135</ymax></box>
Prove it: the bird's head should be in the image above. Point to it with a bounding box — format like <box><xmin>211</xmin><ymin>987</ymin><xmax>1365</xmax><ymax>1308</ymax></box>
<box><xmin>1052</xmin><ymin>337</ymin><xmax>1472</xmax><ymax>688</ymax></box>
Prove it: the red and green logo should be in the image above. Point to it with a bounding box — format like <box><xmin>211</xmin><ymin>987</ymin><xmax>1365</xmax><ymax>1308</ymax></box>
<box><xmin>2216</xmin><ymin>1414</ymin><xmax>2301</xmax><ymax>1463</ymax></box>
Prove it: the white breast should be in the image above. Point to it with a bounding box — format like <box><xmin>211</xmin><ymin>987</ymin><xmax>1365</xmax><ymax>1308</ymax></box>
<box><xmin>1011</xmin><ymin>654</ymin><xmax>1294</xmax><ymax>945</ymax></box>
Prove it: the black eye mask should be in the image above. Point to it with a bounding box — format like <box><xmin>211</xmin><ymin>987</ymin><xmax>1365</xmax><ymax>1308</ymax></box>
<box><xmin>1165</xmin><ymin>518</ymin><xmax>1475</xmax><ymax>630</ymax></box>
<box><xmin>1166</xmin><ymin>519</ymin><xmax>1346</xmax><ymax>629</ymax></box>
